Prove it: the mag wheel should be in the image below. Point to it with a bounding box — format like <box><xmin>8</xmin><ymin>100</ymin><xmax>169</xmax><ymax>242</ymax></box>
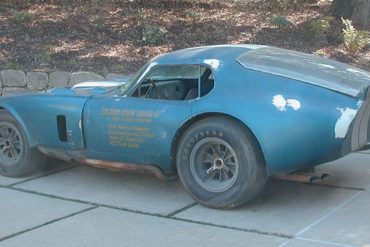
<box><xmin>190</xmin><ymin>137</ymin><xmax>240</xmax><ymax>193</ymax></box>
<box><xmin>176</xmin><ymin>116</ymin><xmax>268</xmax><ymax>209</ymax></box>
<box><xmin>0</xmin><ymin>110</ymin><xmax>45</xmax><ymax>177</ymax></box>
<box><xmin>0</xmin><ymin>122</ymin><xmax>24</xmax><ymax>167</ymax></box>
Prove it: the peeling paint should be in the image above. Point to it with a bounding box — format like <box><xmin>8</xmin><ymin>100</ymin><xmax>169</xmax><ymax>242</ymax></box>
<box><xmin>272</xmin><ymin>95</ymin><xmax>286</xmax><ymax>111</ymax></box>
<box><xmin>203</xmin><ymin>59</ymin><xmax>221</xmax><ymax>70</ymax></box>
<box><xmin>287</xmin><ymin>99</ymin><xmax>301</xmax><ymax>110</ymax></box>
<box><xmin>335</xmin><ymin>107</ymin><xmax>358</xmax><ymax>138</ymax></box>
<box><xmin>318</xmin><ymin>63</ymin><xmax>335</xmax><ymax>70</ymax></box>
<box><xmin>272</xmin><ymin>95</ymin><xmax>301</xmax><ymax>111</ymax></box>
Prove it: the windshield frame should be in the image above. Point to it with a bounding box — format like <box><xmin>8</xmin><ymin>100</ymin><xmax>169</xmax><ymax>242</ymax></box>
<box><xmin>117</xmin><ymin>61</ymin><xmax>156</xmax><ymax>96</ymax></box>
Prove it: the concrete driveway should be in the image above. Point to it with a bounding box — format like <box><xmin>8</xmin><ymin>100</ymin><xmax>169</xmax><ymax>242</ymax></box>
<box><xmin>0</xmin><ymin>151</ymin><xmax>369</xmax><ymax>247</ymax></box>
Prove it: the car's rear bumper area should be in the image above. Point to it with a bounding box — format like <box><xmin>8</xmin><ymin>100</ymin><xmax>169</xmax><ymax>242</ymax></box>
<box><xmin>342</xmin><ymin>87</ymin><xmax>370</xmax><ymax>154</ymax></box>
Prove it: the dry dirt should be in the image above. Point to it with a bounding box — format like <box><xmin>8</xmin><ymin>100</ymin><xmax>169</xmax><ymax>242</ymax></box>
<box><xmin>0</xmin><ymin>0</ymin><xmax>369</xmax><ymax>75</ymax></box>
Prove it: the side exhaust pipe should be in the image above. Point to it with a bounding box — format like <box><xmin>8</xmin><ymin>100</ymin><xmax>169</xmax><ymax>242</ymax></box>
<box><xmin>74</xmin><ymin>158</ymin><xmax>177</xmax><ymax>181</ymax></box>
<box><xmin>274</xmin><ymin>172</ymin><xmax>330</xmax><ymax>184</ymax></box>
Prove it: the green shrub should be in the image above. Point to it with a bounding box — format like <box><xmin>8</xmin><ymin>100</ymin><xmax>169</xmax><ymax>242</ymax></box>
<box><xmin>301</xmin><ymin>17</ymin><xmax>333</xmax><ymax>39</ymax></box>
<box><xmin>269</xmin><ymin>15</ymin><xmax>292</xmax><ymax>28</ymax></box>
<box><xmin>184</xmin><ymin>10</ymin><xmax>202</xmax><ymax>18</ymax></box>
<box><xmin>11</xmin><ymin>10</ymin><xmax>35</xmax><ymax>23</ymax></box>
<box><xmin>342</xmin><ymin>18</ymin><xmax>370</xmax><ymax>54</ymax></box>
<box><xmin>142</xmin><ymin>24</ymin><xmax>168</xmax><ymax>44</ymax></box>
<box><xmin>267</xmin><ymin>0</ymin><xmax>303</xmax><ymax>14</ymax></box>
<box><xmin>5</xmin><ymin>61</ymin><xmax>21</xmax><ymax>70</ymax></box>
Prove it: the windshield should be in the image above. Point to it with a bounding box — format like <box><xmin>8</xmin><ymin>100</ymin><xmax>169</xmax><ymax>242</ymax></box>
<box><xmin>118</xmin><ymin>62</ymin><xmax>152</xmax><ymax>95</ymax></box>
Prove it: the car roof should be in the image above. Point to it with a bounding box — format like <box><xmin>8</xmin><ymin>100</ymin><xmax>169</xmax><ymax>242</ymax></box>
<box><xmin>154</xmin><ymin>44</ymin><xmax>370</xmax><ymax>98</ymax></box>
<box><xmin>152</xmin><ymin>44</ymin><xmax>265</xmax><ymax>65</ymax></box>
<box><xmin>238</xmin><ymin>46</ymin><xmax>370</xmax><ymax>98</ymax></box>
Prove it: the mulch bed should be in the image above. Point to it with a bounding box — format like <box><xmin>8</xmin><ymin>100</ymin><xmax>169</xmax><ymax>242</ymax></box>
<box><xmin>0</xmin><ymin>0</ymin><xmax>369</xmax><ymax>75</ymax></box>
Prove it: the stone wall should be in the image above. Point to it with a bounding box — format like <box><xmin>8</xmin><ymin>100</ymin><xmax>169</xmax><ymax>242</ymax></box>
<box><xmin>0</xmin><ymin>70</ymin><xmax>124</xmax><ymax>96</ymax></box>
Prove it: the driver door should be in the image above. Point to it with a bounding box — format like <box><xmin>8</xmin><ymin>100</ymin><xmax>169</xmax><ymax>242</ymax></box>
<box><xmin>83</xmin><ymin>64</ymin><xmax>201</xmax><ymax>170</ymax></box>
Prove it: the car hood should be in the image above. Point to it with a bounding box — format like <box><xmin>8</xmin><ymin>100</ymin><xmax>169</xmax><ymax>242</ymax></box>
<box><xmin>48</xmin><ymin>75</ymin><xmax>132</xmax><ymax>96</ymax></box>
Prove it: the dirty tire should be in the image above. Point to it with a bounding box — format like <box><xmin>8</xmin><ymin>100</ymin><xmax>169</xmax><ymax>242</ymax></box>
<box><xmin>176</xmin><ymin>117</ymin><xmax>268</xmax><ymax>209</ymax></box>
<box><xmin>0</xmin><ymin>110</ymin><xmax>45</xmax><ymax>177</ymax></box>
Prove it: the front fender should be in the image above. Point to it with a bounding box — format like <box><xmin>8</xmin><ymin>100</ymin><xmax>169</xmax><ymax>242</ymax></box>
<box><xmin>0</xmin><ymin>103</ymin><xmax>36</xmax><ymax>146</ymax></box>
<box><xmin>0</xmin><ymin>93</ymin><xmax>88</xmax><ymax>150</ymax></box>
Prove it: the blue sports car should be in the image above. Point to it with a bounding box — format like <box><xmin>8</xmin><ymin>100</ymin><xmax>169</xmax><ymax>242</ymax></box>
<box><xmin>0</xmin><ymin>45</ymin><xmax>369</xmax><ymax>208</ymax></box>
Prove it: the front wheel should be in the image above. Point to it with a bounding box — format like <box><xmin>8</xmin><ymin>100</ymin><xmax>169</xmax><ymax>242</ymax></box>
<box><xmin>176</xmin><ymin>117</ymin><xmax>268</xmax><ymax>209</ymax></box>
<box><xmin>0</xmin><ymin>110</ymin><xmax>45</xmax><ymax>177</ymax></box>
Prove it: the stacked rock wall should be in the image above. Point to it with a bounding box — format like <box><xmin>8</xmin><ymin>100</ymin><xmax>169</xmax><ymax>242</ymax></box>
<box><xmin>0</xmin><ymin>70</ymin><xmax>122</xmax><ymax>95</ymax></box>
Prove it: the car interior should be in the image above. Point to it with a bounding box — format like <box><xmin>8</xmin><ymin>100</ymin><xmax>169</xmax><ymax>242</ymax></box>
<box><xmin>132</xmin><ymin>65</ymin><xmax>215</xmax><ymax>100</ymax></box>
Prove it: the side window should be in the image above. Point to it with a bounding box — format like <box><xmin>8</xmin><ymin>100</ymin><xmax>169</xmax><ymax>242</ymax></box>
<box><xmin>131</xmin><ymin>65</ymin><xmax>214</xmax><ymax>100</ymax></box>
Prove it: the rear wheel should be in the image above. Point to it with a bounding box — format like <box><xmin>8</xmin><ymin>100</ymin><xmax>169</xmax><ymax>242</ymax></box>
<box><xmin>176</xmin><ymin>117</ymin><xmax>268</xmax><ymax>209</ymax></box>
<box><xmin>0</xmin><ymin>110</ymin><xmax>45</xmax><ymax>177</ymax></box>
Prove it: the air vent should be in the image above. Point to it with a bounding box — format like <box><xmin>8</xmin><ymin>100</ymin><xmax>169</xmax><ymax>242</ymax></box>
<box><xmin>57</xmin><ymin>115</ymin><xmax>67</xmax><ymax>142</ymax></box>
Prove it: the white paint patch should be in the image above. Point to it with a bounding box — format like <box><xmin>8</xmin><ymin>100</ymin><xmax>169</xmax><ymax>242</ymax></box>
<box><xmin>203</xmin><ymin>59</ymin><xmax>221</xmax><ymax>70</ymax></box>
<box><xmin>286</xmin><ymin>99</ymin><xmax>301</xmax><ymax>110</ymax></box>
<box><xmin>318</xmin><ymin>63</ymin><xmax>335</xmax><ymax>70</ymax></box>
<box><xmin>72</xmin><ymin>81</ymin><xmax>123</xmax><ymax>89</ymax></box>
<box><xmin>346</xmin><ymin>68</ymin><xmax>370</xmax><ymax>79</ymax></box>
<box><xmin>272</xmin><ymin>95</ymin><xmax>287</xmax><ymax>111</ymax></box>
<box><xmin>272</xmin><ymin>95</ymin><xmax>301</xmax><ymax>111</ymax></box>
<box><xmin>335</xmin><ymin>107</ymin><xmax>358</xmax><ymax>138</ymax></box>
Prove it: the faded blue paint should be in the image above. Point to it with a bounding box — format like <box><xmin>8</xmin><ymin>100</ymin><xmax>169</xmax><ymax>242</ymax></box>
<box><xmin>83</xmin><ymin>95</ymin><xmax>192</xmax><ymax>171</ymax></box>
<box><xmin>0</xmin><ymin>92</ymin><xmax>88</xmax><ymax>149</ymax></box>
<box><xmin>0</xmin><ymin>45</ymin><xmax>368</xmax><ymax>176</ymax></box>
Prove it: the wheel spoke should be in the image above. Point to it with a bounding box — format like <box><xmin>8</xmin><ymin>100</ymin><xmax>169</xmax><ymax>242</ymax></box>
<box><xmin>6</xmin><ymin>149</ymin><xmax>11</xmax><ymax>158</ymax></box>
<box><xmin>224</xmin><ymin>150</ymin><xmax>233</xmax><ymax>160</ymax></box>
<box><xmin>223</xmin><ymin>169</ymin><xmax>230</xmax><ymax>180</ymax></box>
<box><xmin>14</xmin><ymin>143</ymin><xmax>21</xmax><ymax>151</ymax></box>
<box><xmin>203</xmin><ymin>152</ymin><xmax>215</xmax><ymax>163</ymax></box>
<box><xmin>10</xmin><ymin>128</ymin><xmax>16</xmax><ymax>139</ymax></box>
<box><xmin>0</xmin><ymin>137</ymin><xmax>6</xmax><ymax>145</ymax></box>
<box><xmin>11</xmin><ymin>134</ymin><xmax>19</xmax><ymax>142</ymax></box>
<box><xmin>208</xmin><ymin>146</ymin><xmax>219</xmax><ymax>158</ymax></box>
<box><xmin>215</xmin><ymin>144</ymin><xmax>222</xmax><ymax>156</ymax></box>
<box><xmin>225</xmin><ymin>159</ymin><xmax>236</xmax><ymax>166</ymax></box>
<box><xmin>1</xmin><ymin>145</ymin><xmax>7</xmax><ymax>153</ymax></box>
<box><xmin>6</xmin><ymin>128</ymin><xmax>12</xmax><ymax>138</ymax></box>
<box><xmin>9</xmin><ymin>148</ymin><xmax>15</xmax><ymax>159</ymax></box>
<box><xmin>206</xmin><ymin>170</ymin><xmax>217</xmax><ymax>181</ymax></box>
<box><xmin>223</xmin><ymin>164</ymin><xmax>230</xmax><ymax>172</ymax></box>
<box><xmin>227</xmin><ymin>166</ymin><xmax>236</xmax><ymax>175</ymax></box>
